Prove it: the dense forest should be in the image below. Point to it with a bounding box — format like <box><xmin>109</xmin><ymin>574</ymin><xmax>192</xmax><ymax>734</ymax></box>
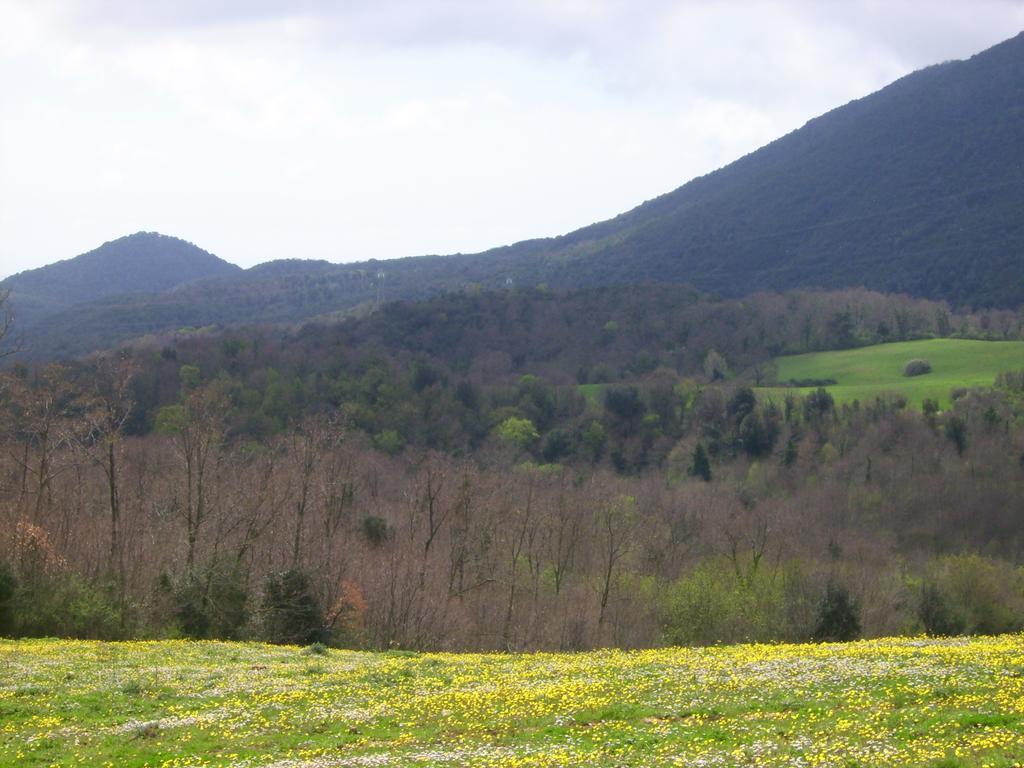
<box><xmin>3</xmin><ymin>233</ymin><xmax>240</xmax><ymax>332</ymax></box>
<box><xmin>2</xmin><ymin>284</ymin><xmax>1024</xmax><ymax>650</ymax></box>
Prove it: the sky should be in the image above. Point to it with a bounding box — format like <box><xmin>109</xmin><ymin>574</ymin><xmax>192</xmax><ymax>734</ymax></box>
<box><xmin>1</xmin><ymin>1</ymin><xmax>1022</xmax><ymax>277</ymax></box>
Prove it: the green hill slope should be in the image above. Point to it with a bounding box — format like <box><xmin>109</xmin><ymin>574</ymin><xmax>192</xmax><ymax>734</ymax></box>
<box><xmin>761</xmin><ymin>338</ymin><xmax>1024</xmax><ymax>408</ymax></box>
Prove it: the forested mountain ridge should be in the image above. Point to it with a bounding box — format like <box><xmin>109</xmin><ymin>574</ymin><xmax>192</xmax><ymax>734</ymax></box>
<box><xmin>7</xmin><ymin>32</ymin><xmax>1024</xmax><ymax>361</ymax></box>
<box><xmin>1</xmin><ymin>232</ymin><xmax>241</xmax><ymax>330</ymax></box>
<box><xmin>501</xmin><ymin>30</ymin><xmax>1024</xmax><ymax>306</ymax></box>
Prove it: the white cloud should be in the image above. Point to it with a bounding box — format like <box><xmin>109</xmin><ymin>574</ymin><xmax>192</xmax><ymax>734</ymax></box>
<box><xmin>0</xmin><ymin>0</ymin><xmax>1020</xmax><ymax>275</ymax></box>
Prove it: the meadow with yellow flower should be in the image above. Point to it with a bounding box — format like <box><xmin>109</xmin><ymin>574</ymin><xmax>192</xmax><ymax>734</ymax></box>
<box><xmin>2</xmin><ymin>635</ymin><xmax>1023</xmax><ymax>767</ymax></box>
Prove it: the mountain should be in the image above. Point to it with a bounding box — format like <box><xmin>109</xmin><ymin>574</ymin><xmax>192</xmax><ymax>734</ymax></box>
<box><xmin>8</xmin><ymin>32</ymin><xmax>1024</xmax><ymax>360</ymax></box>
<box><xmin>1</xmin><ymin>232</ymin><xmax>241</xmax><ymax>327</ymax></box>
<box><xmin>496</xmin><ymin>30</ymin><xmax>1024</xmax><ymax>307</ymax></box>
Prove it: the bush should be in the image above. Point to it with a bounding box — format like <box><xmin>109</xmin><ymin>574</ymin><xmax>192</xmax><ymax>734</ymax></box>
<box><xmin>261</xmin><ymin>569</ymin><xmax>324</xmax><ymax>645</ymax></box>
<box><xmin>172</xmin><ymin>559</ymin><xmax>249</xmax><ymax>640</ymax></box>
<box><xmin>8</xmin><ymin>573</ymin><xmax>125</xmax><ymax>639</ymax></box>
<box><xmin>361</xmin><ymin>515</ymin><xmax>390</xmax><ymax>546</ymax></box>
<box><xmin>660</xmin><ymin>558</ymin><xmax>791</xmax><ymax>645</ymax></box>
<box><xmin>917</xmin><ymin>581</ymin><xmax>965</xmax><ymax>636</ymax></box>
<box><xmin>903</xmin><ymin>359</ymin><xmax>933</xmax><ymax>377</ymax></box>
<box><xmin>812</xmin><ymin>581</ymin><xmax>861</xmax><ymax>642</ymax></box>
<box><xmin>0</xmin><ymin>563</ymin><xmax>17</xmax><ymax>637</ymax></box>
<box><xmin>918</xmin><ymin>555</ymin><xmax>1024</xmax><ymax>636</ymax></box>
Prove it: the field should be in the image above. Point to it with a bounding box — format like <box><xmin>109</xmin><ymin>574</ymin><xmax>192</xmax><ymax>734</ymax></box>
<box><xmin>760</xmin><ymin>339</ymin><xmax>1024</xmax><ymax>409</ymax></box>
<box><xmin>3</xmin><ymin>636</ymin><xmax>1024</xmax><ymax>767</ymax></box>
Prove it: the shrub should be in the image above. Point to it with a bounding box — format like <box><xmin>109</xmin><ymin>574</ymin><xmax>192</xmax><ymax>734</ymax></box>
<box><xmin>172</xmin><ymin>559</ymin><xmax>249</xmax><ymax>640</ymax></box>
<box><xmin>660</xmin><ymin>558</ymin><xmax>790</xmax><ymax>645</ymax></box>
<box><xmin>8</xmin><ymin>573</ymin><xmax>125</xmax><ymax>639</ymax></box>
<box><xmin>0</xmin><ymin>563</ymin><xmax>17</xmax><ymax>637</ymax></box>
<box><xmin>261</xmin><ymin>569</ymin><xmax>324</xmax><ymax>645</ymax></box>
<box><xmin>361</xmin><ymin>515</ymin><xmax>390</xmax><ymax>546</ymax></box>
<box><xmin>918</xmin><ymin>555</ymin><xmax>1024</xmax><ymax>636</ymax></box>
<box><xmin>812</xmin><ymin>581</ymin><xmax>861</xmax><ymax>642</ymax></box>
<box><xmin>303</xmin><ymin>642</ymin><xmax>329</xmax><ymax>655</ymax></box>
<box><xmin>917</xmin><ymin>582</ymin><xmax>966</xmax><ymax>636</ymax></box>
<box><xmin>903</xmin><ymin>359</ymin><xmax>932</xmax><ymax>377</ymax></box>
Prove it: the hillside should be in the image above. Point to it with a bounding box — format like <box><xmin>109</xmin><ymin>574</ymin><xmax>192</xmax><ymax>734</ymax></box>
<box><xmin>760</xmin><ymin>338</ymin><xmax>1024</xmax><ymax>408</ymax></box>
<box><xmin>9</xmin><ymin>32</ymin><xmax>1024</xmax><ymax>360</ymax></box>
<box><xmin>513</xmin><ymin>30</ymin><xmax>1024</xmax><ymax>307</ymax></box>
<box><xmin>1</xmin><ymin>232</ymin><xmax>241</xmax><ymax>329</ymax></box>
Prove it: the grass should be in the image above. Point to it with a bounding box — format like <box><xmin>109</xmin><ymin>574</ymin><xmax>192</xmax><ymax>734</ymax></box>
<box><xmin>3</xmin><ymin>635</ymin><xmax>1024</xmax><ymax>766</ymax></box>
<box><xmin>577</xmin><ymin>383</ymin><xmax>607</xmax><ymax>408</ymax></box>
<box><xmin>759</xmin><ymin>338</ymin><xmax>1024</xmax><ymax>409</ymax></box>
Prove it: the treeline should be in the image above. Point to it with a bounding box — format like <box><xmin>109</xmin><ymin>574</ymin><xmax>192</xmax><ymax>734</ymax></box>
<box><xmin>3</xmin><ymin>343</ymin><xmax>1024</xmax><ymax>649</ymax></box>
<box><xmin>47</xmin><ymin>286</ymin><xmax>1024</xmax><ymax>464</ymax></box>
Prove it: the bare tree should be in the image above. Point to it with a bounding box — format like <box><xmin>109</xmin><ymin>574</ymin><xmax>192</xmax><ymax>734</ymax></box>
<box><xmin>595</xmin><ymin>493</ymin><xmax>637</xmax><ymax>633</ymax></box>
<box><xmin>155</xmin><ymin>381</ymin><xmax>228</xmax><ymax>574</ymax></box>
<box><xmin>0</xmin><ymin>289</ymin><xmax>19</xmax><ymax>359</ymax></box>
<box><xmin>81</xmin><ymin>352</ymin><xmax>136</xmax><ymax>578</ymax></box>
<box><xmin>286</xmin><ymin>414</ymin><xmax>342</xmax><ymax>567</ymax></box>
<box><xmin>5</xmin><ymin>365</ymin><xmax>81</xmax><ymax>523</ymax></box>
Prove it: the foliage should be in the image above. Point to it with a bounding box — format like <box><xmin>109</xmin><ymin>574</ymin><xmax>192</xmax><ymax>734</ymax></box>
<box><xmin>495</xmin><ymin>416</ymin><xmax>539</xmax><ymax>449</ymax></box>
<box><xmin>689</xmin><ymin>442</ymin><xmax>712</xmax><ymax>482</ymax></box>
<box><xmin>5</xmin><ymin>572</ymin><xmax>124</xmax><ymax>640</ymax></box>
<box><xmin>918</xmin><ymin>555</ymin><xmax>1024</xmax><ymax>636</ymax></box>
<box><xmin>903</xmin><ymin>358</ymin><xmax>933</xmax><ymax>377</ymax></box>
<box><xmin>660</xmin><ymin>558</ymin><xmax>790</xmax><ymax>645</ymax></box>
<box><xmin>361</xmin><ymin>516</ymin><xmax>390</xmax><ymax>547</ymax></box>
<box><xmin>0</xmin><ymin>562</ymin><xmax>16</xmax><ymax>636</ymax></box>
<box><xmin>171</xmin><ymin>559</ymin><xmax>249</xmax><ymax>640</ymax></box>
<box><xmin>261</xmin><ymin>569</ymin><xmax>324</xmax><ymax>645</ymax></box>
<box><xmin>812</xmin><ymin>581</ymin><xmax>861</xmax><ymax>642</ymax></box>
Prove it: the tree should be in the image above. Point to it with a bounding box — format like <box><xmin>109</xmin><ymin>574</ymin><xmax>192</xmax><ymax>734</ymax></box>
<box><xmin>813</xmin><ymin>581</ymin><xmax>861</xmax><ymax>642</ymax></box>
<box><xmin>945</xmin><ymin>414</ymin><xmax>968</xmax><ymax>457</ymax></box>
<box><xmin>703</xmin><ymin>350</ymin><xmax>728</xmax><ymax>381</ymax></box>
<box><xmin>0</xmin><ymin>289</ymin><xmax>17</xmax><ymax>359</ymax></box>
<box><xmin>82</xmin><ymin>352</ymin><xmax>136</xmax><ymax>579</ymax></box>
<box><xmin>4</xmin><ymin>365</ymin><xmax>81</xmax><ymax>522</ymax></box>
<box><xmin>495</xmin><ymin>416</ymin><xmax>539</xmax><ymax>450</ymax></box>
<box><xmin>261</xmin><ymin>569</ymin><xmax>323</xmax><ymax>645</ymax></box>
<box><xmin>287</xmin><ymin>415</ymin><xmax>340</xmax><ymax>568</ymax></box>
<box><xmin>155</xmin><ymin>378</ymin><xmax>229</xmax><ymax>574</ymax></box>
<box><xmin>690</xmin><ymin>442</ymin><xmax>712</xmax><ymax>482</ymax></box>
<box><xmin>595</xmin><ymin>494</ymin><xmax>637</xmax><ymax>632</ymax></box>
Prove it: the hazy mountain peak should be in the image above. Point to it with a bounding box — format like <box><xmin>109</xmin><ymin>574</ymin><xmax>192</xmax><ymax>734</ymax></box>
<box><xmin>1</xmin><ymin>232</ymin><xmax>241</xmax><ymax>325</ymax></box>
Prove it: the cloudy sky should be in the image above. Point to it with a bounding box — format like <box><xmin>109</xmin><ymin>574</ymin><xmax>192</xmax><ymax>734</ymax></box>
<box><xmin>1</xmin><ymin>1</ymin><xmax>1021</xmax><ymax>276</ymax></box>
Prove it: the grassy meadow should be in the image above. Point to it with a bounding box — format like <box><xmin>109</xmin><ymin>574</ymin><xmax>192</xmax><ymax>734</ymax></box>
<box><xmin>3</xmin><ymin>635</ymin><xmax>1024</xmax><ymax>767</ymax></box>
<box><xmin>760</xmin><ymin>338</ymin><xmax>1024</xmax><ymax>409</ymax></box>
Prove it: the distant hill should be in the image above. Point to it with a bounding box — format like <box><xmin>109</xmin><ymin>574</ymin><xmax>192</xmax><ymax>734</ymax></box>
<box><xmin>1</xmin><ymin>232</ymin><xmax>241</xmax><ymax>328</ymax></box>
<box><xmin>8</xmin><ymin>32</ymin><xmax>1024</xmax><ymax>360</ymax></box>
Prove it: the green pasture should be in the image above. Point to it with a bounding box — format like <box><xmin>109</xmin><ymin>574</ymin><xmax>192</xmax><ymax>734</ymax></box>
<box><xmin>760</xmin><ymin>339</ymin><xmax>1024</xmax><ymax>409</ymax></box>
